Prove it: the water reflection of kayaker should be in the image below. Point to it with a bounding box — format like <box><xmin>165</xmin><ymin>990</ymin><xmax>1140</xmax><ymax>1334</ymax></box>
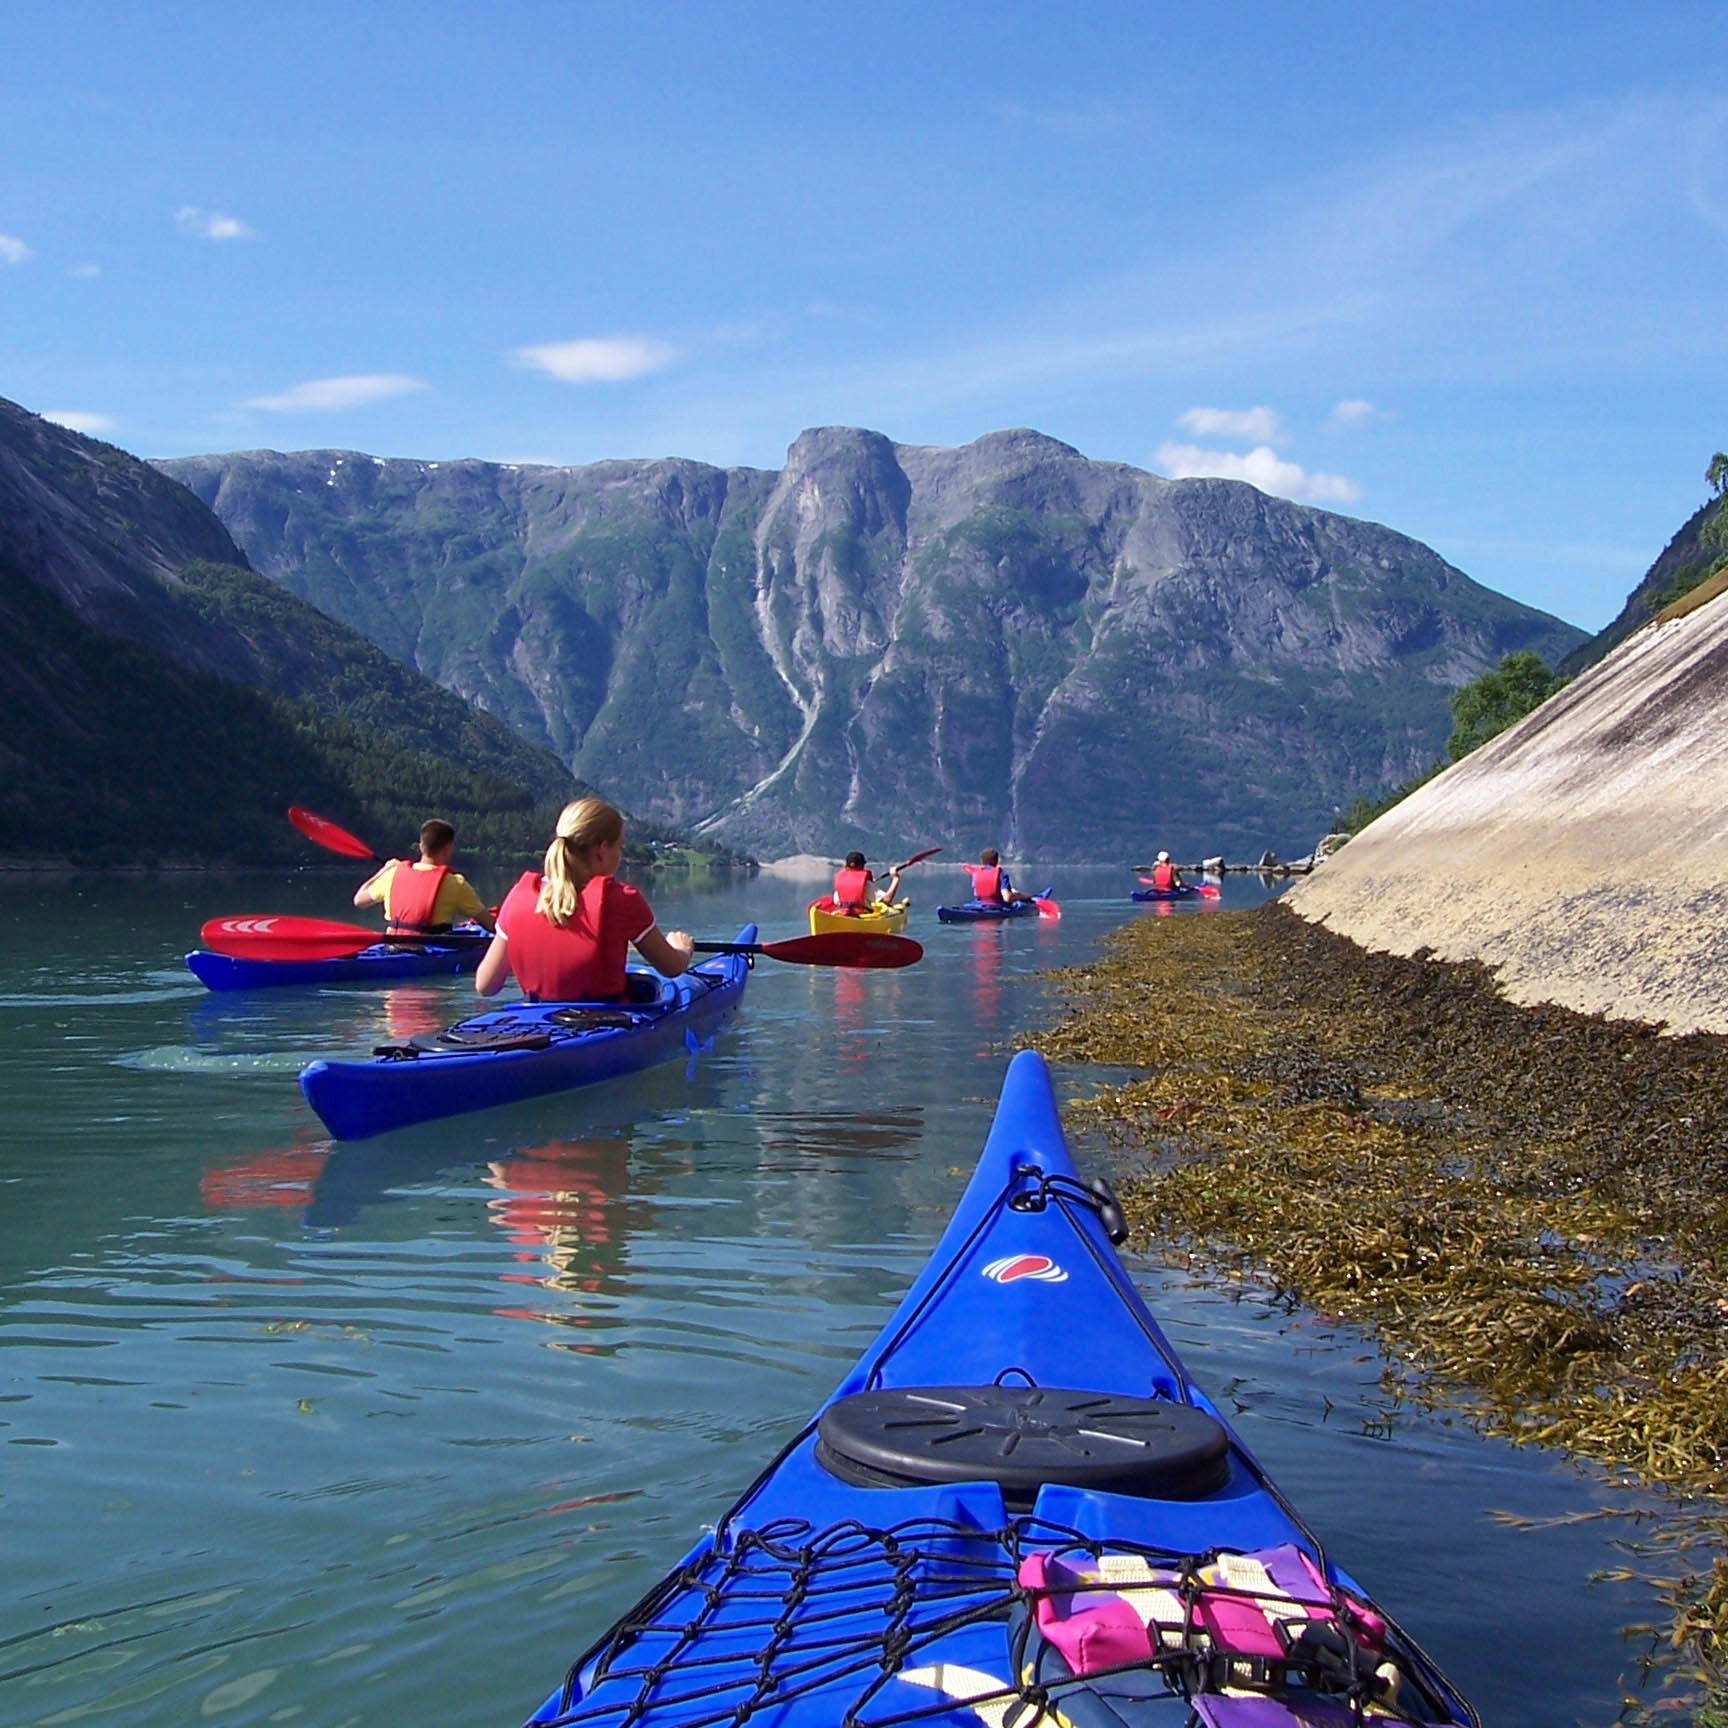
<box><xmin>200</xmin><ymin>1142</ymin><xmax>328</xmax><ymax>1211</ymax></box>
<box><xmin>970</xmin><ymin>929</ymin><xmax>1004</xmax><ymax>1048</ymax></box>
<box><xmin>353</xmin><ymin>818</ymin><xmax>496</xmax><ymax>936</ymax></box>
<box><xmin>831</xmin><ymin>964</ymin><xmax>870</xmax><ymax>1073</ymax></box>
<box><xmin>476</xmin><ymin>798</ymin><xmax>693</xmax><ymax>1002</ymax></box>
<box><xmin>487</xmin><ymin>1135</ymin><xmax>636</xmax><ymax>1340</ymax></box>
<box><xmin>963</xmin><ymin>848</ymin><xmax>1036</xmax><ymax>907</ymax></box>
<box><xmin>379</xmin><ymin>982</ymin><xmax>448</xmax><ymax>1043</ymax></box>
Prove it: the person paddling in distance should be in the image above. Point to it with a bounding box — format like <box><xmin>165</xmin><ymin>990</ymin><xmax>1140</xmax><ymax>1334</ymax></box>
<box><xmin>475</xmin><ymin>798</ymin><xmax>694</xmax><ymax>1001</ymax></box>
<box><xmin>830</xmin><ymin>852</ymin><xmax>903</xmax><ymax>915</ymax></box>
<box><xmin>963</xmin><ymin>847</ymin><xmax>1036</xmax><ymax>907</ymax></box>
<box><xmin>830</xmin><ymin>852</ymin><xmax>873</xmax><ymax>916</ymax></box>
<box><xmin>353</xmin><ymin>818</ymin><xmax>495</xmax><ymax>937</ymax></box>
<box><xmin>1148</xmin><ymin>850</ymin><xmax>1186</xmax><ymax>892</ymax></box>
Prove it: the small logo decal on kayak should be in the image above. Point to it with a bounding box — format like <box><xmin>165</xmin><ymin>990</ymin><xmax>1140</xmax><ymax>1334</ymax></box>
<box><xmin>983</xmin><ymin>1253</ymin><xmax>1067</xmax><ymax>1285</ymax></box>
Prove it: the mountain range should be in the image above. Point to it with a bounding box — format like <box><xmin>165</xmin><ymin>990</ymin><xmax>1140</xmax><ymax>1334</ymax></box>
<box><xmin>161</xmin><ymin>428</ymin><xmax>1585</xmax><ymax>861</ymax></box>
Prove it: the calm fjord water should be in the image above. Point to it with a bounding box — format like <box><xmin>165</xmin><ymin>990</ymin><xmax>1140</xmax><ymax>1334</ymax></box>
<box><xmin>0</xmin><ymin>871</ymin><xmax>1670</xmax><ymax>1726</ymax></box>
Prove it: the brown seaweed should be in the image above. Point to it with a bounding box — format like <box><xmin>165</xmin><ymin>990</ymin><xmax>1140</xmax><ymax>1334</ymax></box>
<box><xmin>1032</xmin><ymin>902</ymin><xmax>1728</xmax><ymax>1715</ymax></box>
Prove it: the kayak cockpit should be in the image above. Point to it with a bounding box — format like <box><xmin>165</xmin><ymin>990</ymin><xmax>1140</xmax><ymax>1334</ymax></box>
<box><xmin>814</xmin><ymin>1382</ymin><xmax>1232</xmax><ymax>1504</ymax></box>
<box><xmin>371</xmin><ymin>969</ymin><xmax>680</xmax><ymax>1060</ymax></box>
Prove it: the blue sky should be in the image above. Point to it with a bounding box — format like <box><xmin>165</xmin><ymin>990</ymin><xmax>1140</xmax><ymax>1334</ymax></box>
<box><xmin>2</xmin><ymin>2</ymin><xmax>1724</xmax><ymax>632</ymax></box>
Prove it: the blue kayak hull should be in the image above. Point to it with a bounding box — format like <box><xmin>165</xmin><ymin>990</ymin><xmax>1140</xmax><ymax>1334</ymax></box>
<box><xmin>935</xmin><ymin>885</ymin><xmax>1054</xmax><ymax>923</ymax></box>
<box><xmin>1131</xmin><ymin>885</ymin><xmax>1197</xmax><ymax>902</ymax></box>
<box><xmin>185</xmin><ymin>937</ymin><xmax>485</xmax><ymax>991</ymax></box>
<box><xmin>525</xmin><ymin>1050</ymin><xmax>1473</xmax><ymax>1728</ymax></box>
<box><xmin>298</xmin><ymin>925</ymin><xmax>755</xmax><ymax>1140</ymax></box>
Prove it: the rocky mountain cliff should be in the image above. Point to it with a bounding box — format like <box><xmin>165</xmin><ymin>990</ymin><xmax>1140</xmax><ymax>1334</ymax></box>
<box><xmin>0</xmin><ymin>396</ymin><xmax>581</xmax><ymax>863</ymax></box>
<box><xmin>1287</xmin><ymin>580</ymin><xmax>1728</xmax><ymax>1034</ymax></box>
<box><xmin>162</xmin><ymin>428</ymin><xmax>1586</xmax><ymax>861</ymax></box>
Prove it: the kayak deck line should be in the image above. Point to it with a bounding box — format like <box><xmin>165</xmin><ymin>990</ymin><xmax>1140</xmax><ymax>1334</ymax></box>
<box><xmin>526</xmin><ymin>1050</ymin><xmax>1475</xmax><ymax>1728</ymax></box>
<box><xmin>299</xmin><ymin>925</ymin><xmax>756</xmax><ymax>1140</ymax></box>
<box><xmin>935</xmin><ymin>886</ymin><xmax>1056</xmax><ymax>923</ymax></box>
<box><xmin>184</xmin><ymin>933</ymin><xmax>487</xmax><ymax>991</ymax></box>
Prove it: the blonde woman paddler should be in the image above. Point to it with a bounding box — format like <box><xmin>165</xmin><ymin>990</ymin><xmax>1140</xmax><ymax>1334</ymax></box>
<box><xmin>475</xmin><ymin>799</ymin><xmax>694</xmax><ymax>1001</ymax></box>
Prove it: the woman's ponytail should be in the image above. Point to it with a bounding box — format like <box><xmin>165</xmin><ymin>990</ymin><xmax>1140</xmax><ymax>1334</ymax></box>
<box><xmin>536</xmin><ymin>797</ymin><xmax>624</xmax><ymax>926</ymax></box>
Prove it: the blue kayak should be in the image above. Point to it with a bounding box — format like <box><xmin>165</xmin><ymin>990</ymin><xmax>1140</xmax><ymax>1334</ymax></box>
<box><xmin>298</xmin><ymin>925</ymin><xmax>755</xmax><ymax>1140</ymax></box>
<box><xmin>185</xmin><ymin>929</ymin><xmax>488</xmax><ymax>991</ymax></box>
<box><xmin>936</xmin><ymin>885</ymin><xmax>1055</xmax><ymax>923</ymax></box>
<box><xmin>1131</xmin><ymin>884</ymin><xmax>1198</xmax><ymax>903</ymax></box>
<box><xmin>524</xmin><ymin>1049</ymin><xmax>1474</xmax><ymax>1728</ymax></box>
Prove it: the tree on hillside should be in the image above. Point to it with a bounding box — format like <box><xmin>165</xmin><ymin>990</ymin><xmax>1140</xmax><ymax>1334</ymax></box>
<box><xmin>1643</xmin><ymin>452</ymin><xmax>1728</xmax><ymax>615</ymax></box>
<box><xmin>1446</xmin><ymin>651</ymin><xmax>1561</xmax><ymax>762</ymax></box>
<box><xmin>1705</xmin><ymin>452</ymin><xmax>1728</xmax><ymax>555</ymax></box>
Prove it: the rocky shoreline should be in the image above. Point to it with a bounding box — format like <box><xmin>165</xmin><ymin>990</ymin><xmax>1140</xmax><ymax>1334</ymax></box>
<box><xmin>1031</xmin><ymin>901</ymin><xmax>1728</xmax><ymax>1713</ymax></box>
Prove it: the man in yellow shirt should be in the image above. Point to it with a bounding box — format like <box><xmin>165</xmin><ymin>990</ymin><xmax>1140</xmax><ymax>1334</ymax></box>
<box><xmin>353</xmin><ymin>820</ymin><xmax>496</xmax><ymax>935</ymax></box>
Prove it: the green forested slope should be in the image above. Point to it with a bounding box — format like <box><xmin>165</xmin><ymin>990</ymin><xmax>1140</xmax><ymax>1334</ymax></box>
<box><xmin>0</xmin><ymin>397</ymin><xmax>605</xmax><ymax>864</ymax></box>
<box><xmin>0</xmin><ymin>548</ymin><xmax>566</xmax><ymax>865</ymax></box>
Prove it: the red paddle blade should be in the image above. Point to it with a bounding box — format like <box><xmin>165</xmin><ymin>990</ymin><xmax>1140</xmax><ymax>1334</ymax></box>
<box><xmin>200</xmin><ymin>914</ymin><xmax>378</xmax><ymax>961</ymax></box>
<box><xmin>1197</xmin><ymin>883</ymin><xmax>1222</xmax><ymax>898</ymax></box>
<box><xmin>1034</xmin><ymin>896</ymin><xmax>1062</xmax><ymax>921</ymax></box>
<box><xmin>759</xmin><ymin>932</ymin><xmax>923</xmax><ymax>969</ymax></box>
<box><xmin>894</xmin><ymin>847</ymin><xmax>943</xmax><ymax>870</ymax></box>
<box><xmin>287</xmin><ymin>806</ymin><xmax>380</xmax><ymax>862</ymax></box>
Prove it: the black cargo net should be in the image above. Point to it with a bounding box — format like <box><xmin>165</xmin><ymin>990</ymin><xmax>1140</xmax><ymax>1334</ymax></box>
<box><xmin>536</xmin><ymin>1513</ymin><xmax>1458</xmax><ymax>1728</ymax></box>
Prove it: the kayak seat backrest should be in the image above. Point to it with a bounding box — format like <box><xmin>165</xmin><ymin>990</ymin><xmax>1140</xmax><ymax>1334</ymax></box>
<box><xmin>814</xmin><ymin>1384</ymin><xmax>1230</xmax><ymax>1509</ymax></box>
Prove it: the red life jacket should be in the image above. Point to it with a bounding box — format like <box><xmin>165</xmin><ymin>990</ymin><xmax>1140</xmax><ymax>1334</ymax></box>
<box><xmin>968</xmin><ymin>864</ymin><xmax>1003</xmax><ymax>902</ymax></box>
<box><xmin>385</xmin><ymin>862</ymin><xmax>450</xmax><ymax>933</ymax></box>
<box><xmin>1151</xmin><ymin>862</ymin><xmax>1177</xmax><ymax>891</ymax></box>
<box><xmin>497</xmin><ymin>871</ymin><xmax>655</xmax><ymax>1001</ymax></box>
<box><xmin>832</xmin><ymin>866</ymin><xmax>871</xmax><ymax>911</ymax></box>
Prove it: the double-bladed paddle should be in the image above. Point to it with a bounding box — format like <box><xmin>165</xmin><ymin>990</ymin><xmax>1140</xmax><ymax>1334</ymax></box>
<box><xmin>288</xmin><ymin>805</ymin><xmax>383</xmax><ymax>862</ymax></box>
<box><xmin>201</xmin><ymin>915</ymin><xmax>922</xmax><ymax>970</ymax></box>
<box><xmin>199</xmin><ymin>915</ymin><xmax>489</xmax><ymax>962</ymax></box>
<box><xmin>693</xmin><ymin>932</ymin><xmax>922</xmax><ymax>968</ymax></box>
<box><xmin>894</xmin><ymin>846</ymin><xmax>943</xmax><ymax>871</ymax></box>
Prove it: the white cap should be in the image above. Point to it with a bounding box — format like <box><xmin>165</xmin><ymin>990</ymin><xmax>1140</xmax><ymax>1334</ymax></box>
<box><xmin>1156</xmin><ymin>851</ymin><xmax>1170</xmax><ymax>862</ymax></box>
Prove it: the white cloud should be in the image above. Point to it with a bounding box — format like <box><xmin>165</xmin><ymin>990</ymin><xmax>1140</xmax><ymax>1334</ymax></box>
<box><xmin>510</xmin><ymin>336</ymin><xmax>678</xmax><ymax>384</ymax></box>
<box><xmin>175</xmin><ymin>206</ymin><xmax>254</xmax><ymax>241</ymax></box>
<box><xmin>1176</xmin><ymin>404</ymin><xmax>1285</xmax><ymax>444</ymax></box>
<box><xmin>69</xmin><ymin>263</ymin><xmax>101</xmax><ymax>279</ymax></box>
<box><xmin>0</xmin><ymin>233</ymin><xmax>33</xmax><ymax>266</ymax></box>
<box><xmin>1330</xmin><ymin>398</ymin><xmax>1381</xmax><ymax>427</ymax></box>
<box><xmin>244</xmin><ymin>373</ymin><xmax>428</xmax><ymax>412</ymax></box>
<box><xmin>42</xmin><ymin>410</ymin><xmax>117</xmax><ymax>434</ymax></box>
<box><xmin>1155</xmin><ymin>441</ymin><xmax>1361</xmax><ymax>505</ymax></box>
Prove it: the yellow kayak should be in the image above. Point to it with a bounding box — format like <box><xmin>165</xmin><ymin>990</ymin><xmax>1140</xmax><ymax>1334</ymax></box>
<box><xmin>807</xmin><ymin>897</ymin><xmax>910</xmax><ymax>937</ymax></box>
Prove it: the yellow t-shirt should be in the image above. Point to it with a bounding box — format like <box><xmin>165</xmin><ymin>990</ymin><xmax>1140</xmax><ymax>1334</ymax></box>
<box><xmin>360</xmin><ymin>860</ymin><xmax>485</xmax><ymax>929</ymax></box>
